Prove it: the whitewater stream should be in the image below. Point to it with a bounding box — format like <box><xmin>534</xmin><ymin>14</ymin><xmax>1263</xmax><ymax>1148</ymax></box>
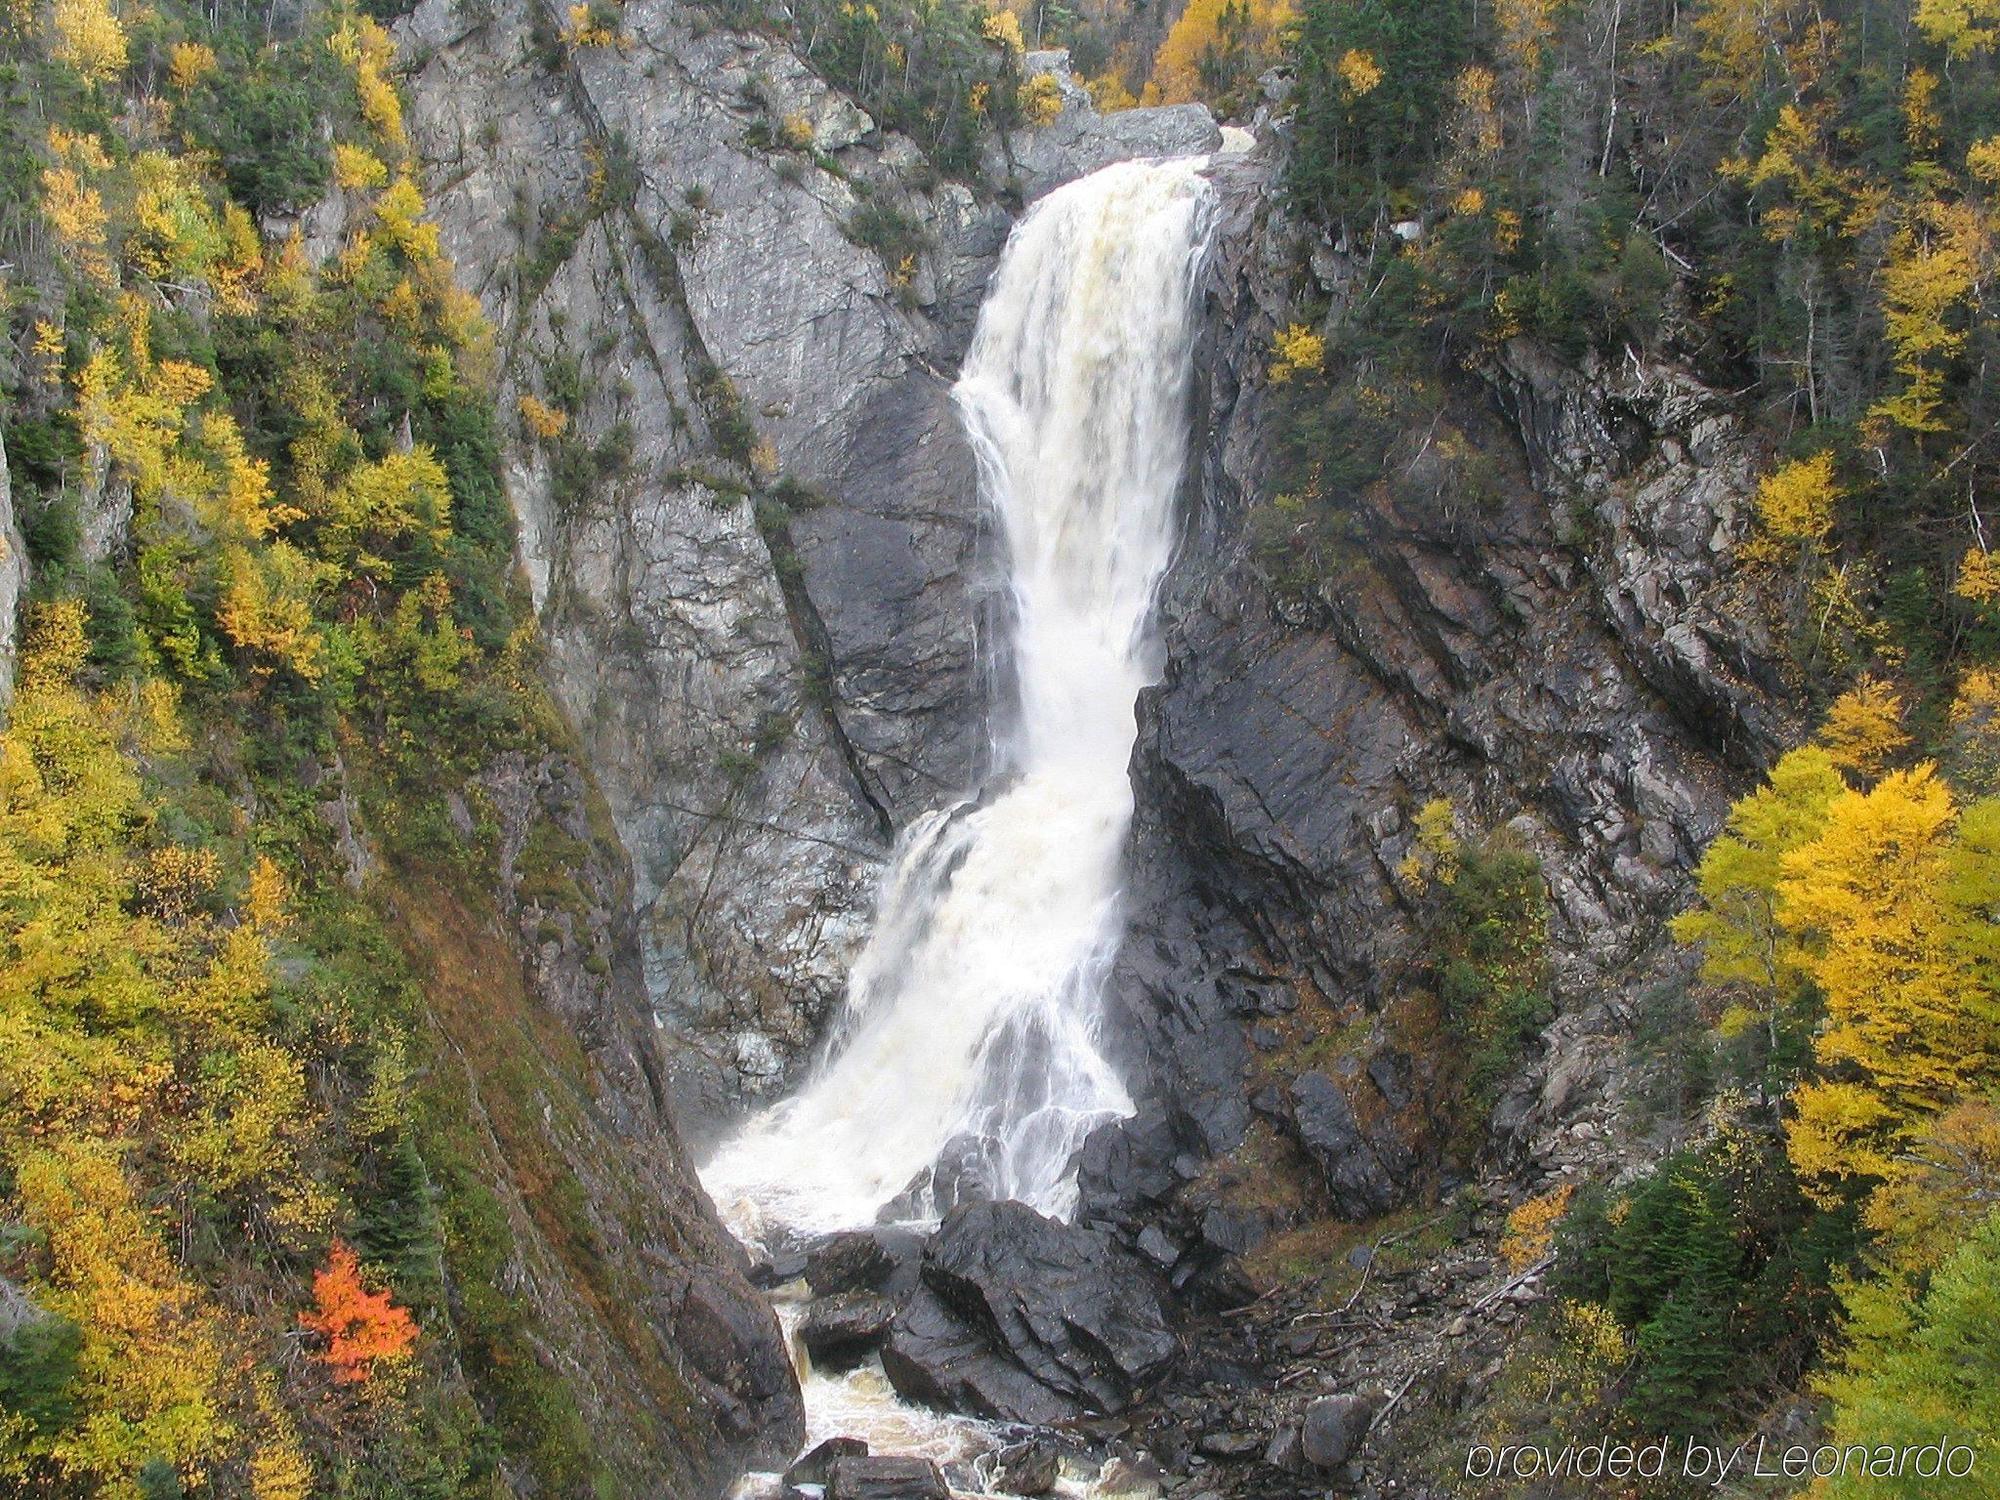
<box><xmin>709</xmin><ymin>155</ymin><xmax>1218</xmax><ymax>1493</ymax></box>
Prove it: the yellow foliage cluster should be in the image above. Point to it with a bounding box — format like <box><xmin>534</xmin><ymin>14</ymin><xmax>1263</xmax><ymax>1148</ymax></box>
<box><xmin>1952</xmin><ymin>552</ymin><xmax>2000</xmax><ymax>604</ymax></box>
<box><xmin>564</xmin><ymin>0</ymin><xmax>627</xmax><ymax>49</ymax></box>
<box><xmin>1695</xmin><ymin>0</ymin><xmax>1815</xmax><ymax>97</ymax></box>
<box><xmin>333</xmin><ymin>142</ymin><xmax>390</xmax><ymax>190</ymax></box>
<box><xmin>1500</xmin><ymin>1182</ymin><xmax>1575</xmax><ymax>1270</ymax></box>
<box><xmin>1453</xmin><ymin>66</ymin><xmax>1502</xmax><ymax>156</ymax></box>
<box><xmin>518</xmin><ymin>392</ymin><xmax>570</xmax><ymax>440</ymax></box>
<box><xmin>1678</xmin><ymin>739</ymin><xmax>2000</xmax><ymax>1244</ymax></box>
<box><xmin>1495</xmin><ymin>0</ymin><xmax>1557</xmax><ymax>73</ymax></box>
<box><xmin>1906</xmin><ymin>67</ymin><xmax>1944</xmax><ymax>154</ymax></box>
<box><xmin>1946</xmin><ymin>668</ymin><xmax>2000</xmax><ymax>792</ymax></box>
<box><xmin>1509</xmin><ymin>1298</ymin><xmax>1630</xmax><ymax>1429</ymax></box>
<box><xmin>1817</xmin><ymin>677</ymin><xmax>1908</xmax><ymax>779</ymax></box>
<box><xmin>1915</xmin><ymin>0</ymin><xmax>2000</xmax><ymax>58</ymax></box>
<box><xmin>1397</xmin><ymin>796</ymin><xmax>1462</xmax><ymax>894</ymax></box>
<box><xmin>167</xmin><ymin>39</ymin><xmax>216</xmax><ymax>91</ymax></box>
<box><xmin>39</xmin><ymin>165</ymin><xmax>112</xmax><ymax>284</ymax></box>
<box><xmin>1969</xmin><ymin>132</ymin><xmax>2000</xmax><ymax>183</ymax></box>
<box><xmin>1016</xmin><ymin>73</ymin><xmax>1064</xmax><ymax>127</ymax></box>
<box><xmin>1749</xmin><ymin>450</ymin><xmax>1840</xmax><ymax>555</ymax></box>
<box><xmin>1869</xmin><ymin>199</ymin><xmax>1983</xmax><ymax>437</ymax></box>
<box><xmin>372</xmin><ymin>173</ymin><xmax>442</xmax><ymax>261</ymax></box>
<box><xmin>779</xmin><ymin>111</ymin><xmax>817</xmax><ymax>151</ymax></box>
<box><xmin>1673</xmin><ymin>746</ymin><xmax>1846</xmax><ymax>999</ymax></box>
<box><xmin>1267</xmin><ymin>322</ymin><xmax>1326</xmax><ymax>385</ymax></box>
<box><xmin>1334</xmin><ymin>46</ymin><xmax>1383</xmax><ymax>99</ymax></box>
<box><xmin>0</xmin><ymin>606</ymin><xmax>342</xmax><ymax>1489</ymax></box>
<box><xmin>41</xmin><ymin>122</ymin><xmax>261</xmax><ymax>307</ymax></box>
<box><xmin>51</xmin><ymin>0</ymin><xmax>126</xmax><ymax>82</ymax></box>
<box><xmin>1145</xmin><ymin>0</ymin><xmax>1296</xmax><ymax>106</ymax></box>
<box><xmin>1781</xmin><ymin>765</ymin><xmax>1999</xmax><ymax>1191</ymax></box>
<box><xmin>980</xmin><ymin>6</ymin><xmax>1023</xmax><ymax>53</ymax></box>
<box><xmin>2</xmin><ymin>6</ymin><xmax>532</xmax><ymax>1488</ymax></box>
<box><xmin>330</xmin><ymin>17</ymin><xmax>405</xmax><ymax>148</ymax></box>
<box><xmin>1086</xmin><ymin>71</ymin><xmax>1137</xmax><ymax>112</ymax></box>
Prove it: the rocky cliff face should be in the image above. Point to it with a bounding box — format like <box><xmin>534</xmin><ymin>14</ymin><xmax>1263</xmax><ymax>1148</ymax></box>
<box><xmin>387</xmin><ymin>749</ymin><xmax>806</xmax><ymax>1493</ymax></box>
<box><xmin>1080</xmin><ymin>143</ymin><xmax>1794</xmax><ymax>1303</ymax></box>
<box><xmin>398</xmin><ymin>0</ymin><xmax>1215</xmax><ymax>1134</ymax></box>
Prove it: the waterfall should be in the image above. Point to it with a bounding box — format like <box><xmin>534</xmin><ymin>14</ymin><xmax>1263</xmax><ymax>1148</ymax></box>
<box><xmin>703</xmin><ymin>158</ymin><xmax>1217</xmax><ymax>1240</ymax></box>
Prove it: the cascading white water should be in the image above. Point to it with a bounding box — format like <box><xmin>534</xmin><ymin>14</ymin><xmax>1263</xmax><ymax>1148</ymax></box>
<box><xmin>703</xmin><ymin>157</ymin><xmax>1217</xmax><ymax>1241</ymax></box>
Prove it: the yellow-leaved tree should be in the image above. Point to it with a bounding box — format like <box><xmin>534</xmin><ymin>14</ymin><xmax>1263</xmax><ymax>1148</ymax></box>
<box><xmin>1670</xmin><ymin>746</ymin><xmax>1846</xmax><ymax>1053</ymax></box>
<box><xmin>1816</xmin><ymin>677</ymin><xmax>1909</xmax><ymax>781</ymax></box>
<box><xmin>1145</xmin><ymin>0</ymin><xmax>1294</xmax><ymax>106</ymax></box>
<box><xmin>1748</xmin><ymin>450</ymin><xmax>1840</xmax><ymax>559</ymax></box>
<box><xmin>1780</xmin><ymin>768</ymin><xmax>2000</xmax><ymax>1200</ymax></box>
<box><xmin>1868</xmin><ymin>200</ymin><xmax>1983</xmax><ymax>439</ymax></box>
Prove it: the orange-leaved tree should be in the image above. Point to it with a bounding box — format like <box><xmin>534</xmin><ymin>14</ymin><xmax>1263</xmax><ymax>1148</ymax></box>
<box><xmin>301</xmin><ymin>1242</ymin><xmax>418</xmax><ymax>1385</ymax></box>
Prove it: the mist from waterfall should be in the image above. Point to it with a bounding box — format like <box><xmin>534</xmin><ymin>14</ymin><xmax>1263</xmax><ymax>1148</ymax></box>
<box><xmin>702</xmin><ymin>157</ymin><xmax>1217</xmax><ymax>1239</ymax></box>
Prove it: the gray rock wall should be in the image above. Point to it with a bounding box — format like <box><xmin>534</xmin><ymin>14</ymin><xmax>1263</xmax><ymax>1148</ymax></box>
<box><xmin>399</xmin><ymin>0</ymin><xmax>1221</xmax><ymax>1127</ymax></box>
<box><xmin>1090</xmin><ymin>145</ymin><xmax>1796</xmax><ymax>1248</ymax></box>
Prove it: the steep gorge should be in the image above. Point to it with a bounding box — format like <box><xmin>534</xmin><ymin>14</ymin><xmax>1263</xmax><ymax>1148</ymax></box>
<box><xmin>8</xmin><ymin>0</ymin><xmax>1997</xmax><ymax>1489</ymax></box>
<box><xmin>391</xmin><ymin>2</ymin><xmax>1801</xmax><ymax>1488</ymax></box>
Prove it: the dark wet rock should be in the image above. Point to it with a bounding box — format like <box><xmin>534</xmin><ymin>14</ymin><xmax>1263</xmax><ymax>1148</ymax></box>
<box><xmin>1176</xmin><ymin>1253</ymin><xmax>1258</xmax><ymax>1313</ymax></box>
<box><xmin>1074</xmin><ymin>1104</ymin><xmax>1183</xmax><ymax>1226</ymax></box>
<box><xmin>881</xmin><ymin>1286</ymin><xmax>1077</xmax><ymax>1426</ymax></box>
<box><xmin>880</xmin><ymin>1202</ymin><xmax>1178</xmax><ymax>1423</ymax></box>
<box><xmin>786</xmin><ymin>1436</ymin><xmax>868</xmax><ymax>1488</ymax></box>
<box><xmin>1301</xmin><ymin>1393</ymin><xmax>1375</xmax><ymax>1469</ymax></box>
<box><xmin>749</xmin><ymin>1251</ymin><xmax>809</xmax><ymax>1290</ymax></box>
<box><xmin>930</xmin><ymin>1131</ymin><xmax>1003</xmax><ymax>1211</ymax></box>
<box><xmin>1197</xmin><ymin>1204</ymin><xmax>1267</xmax><ymax>1258</ymax></box>
<box><xmin>1368</xmin><ymin>1049</ymin><xmax>1414</xmax><ymax>1111</ymax></box>
<box><xmin>1263</xmin><ymin>1422</ymin><xmax>1303</xmax><ymax>1472</ymax></box>
<box><xmin>800</xmin><ymin>1291</ymin><xmax>896</xmax><ymax>1370</ymax></box>
<box><xmin>825</xmin><ymin>1453</ymin><xmax>950</xmax><ymax>1499</ymax></box>
<box><xmin>991</xmin><ymin>1435</ymin><xmax>1062</xmax><ymax>1495</ymax></box>
<box><xmin>1288</xmin><ymin>1071</ymin><xmax>1403</xmax><ymax>1218</ymax></box>
<box><xmin>876</xmin><ymin>1132</ymin><xmax>1003</xmax><ymax>1222</ymax></box>
<box><xmin>1197</xmin><ymin>1429</ymin><xmax>1264</xmax><ymax>1458</ymax></box>
<box><xmin>1135</xmin><ymin>1224</ymin><xmax>1180</xmax><ymax>1268</ymax></box>
<box><xmin>805</xmin><ymin>1227</ymin><xmax>923</xmax><ymax>1299</ymax></box>
<box><xmin>675</xmin><ymin>1278</ymin><xmax>801</xmax><ymax>1434</ymax></box>
<box><xmin>1078</xmin><ymin>153</ymin><xmax>1795</xmax><ymax>1278</ymax></box>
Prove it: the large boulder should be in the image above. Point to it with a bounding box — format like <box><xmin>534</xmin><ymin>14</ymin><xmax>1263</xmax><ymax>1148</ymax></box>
<box><xmin>990</xmin><ymin>1436</ymin><xmax>1061</xmax><ymax>1495</ymax></box>
<box><xmin>800</xmin><ymin>1290</ymin><xmax>896</xmax><ymax>1370</ymax></box>
<box><xmin>785</xmin><ymin>1436</ymin><xmax>868</xmax><ymax>1488</ymax></box>
<box><xmin>805</xmin><ymin>1226</ymin><xmax>924</xmax><ymax>1298</ymax></box>
<box><xmin>825</xmin><ymin>1453</ymin><xmax>950</xmax><ymax>1499</ymax></box>
<box><xmin>1288</xmin><ymin>1071</ymin><xmax>1403</xmax><ymax>1218</ymax></box>
<box><xmin>1301</xmin><ymin>1393</ymin><xmax>1375</xmax><ymax>1469</ymax></box>
<box><xmin>880</xmin><ymin>1202</ymin><xmax>1179</xmax><ymax>1423</ymax></box>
